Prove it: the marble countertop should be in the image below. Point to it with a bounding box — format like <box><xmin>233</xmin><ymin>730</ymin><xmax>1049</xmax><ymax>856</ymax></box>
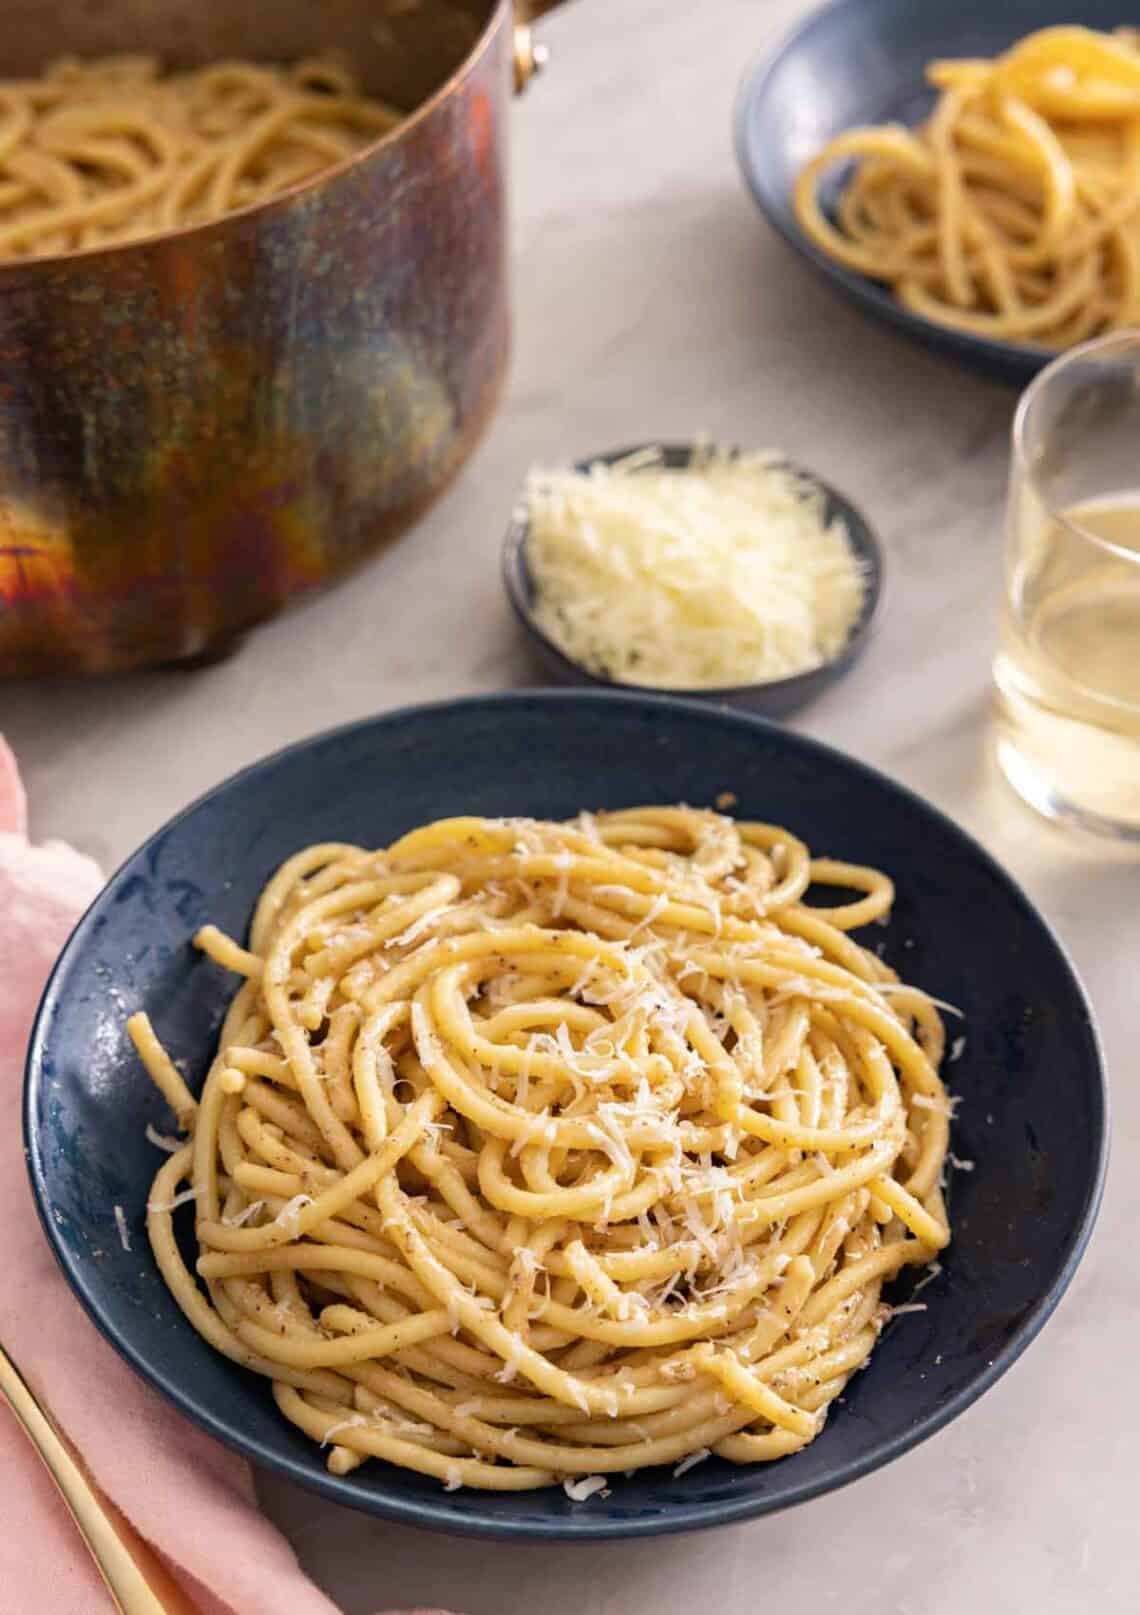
<box><xmin>5</xmin><ymin>1</ymin><xmax>1135</xmax><ymax>1609</ymax></box>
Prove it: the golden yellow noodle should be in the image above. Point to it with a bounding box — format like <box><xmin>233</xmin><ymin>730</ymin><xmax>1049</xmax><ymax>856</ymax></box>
<box><xmin>793</xmin><ymin>26</ymin><xmax>1140</xmax><ymax>348</ymax></box>
<box><xmin>0</xmin><ymin>54</ymin><xmax>401</xmax><ymax>258</ymax></box>
<box><xmin>129</xmin><ymin>806</ymin><xmax>951</xmax><ymax>1493</ymax></box>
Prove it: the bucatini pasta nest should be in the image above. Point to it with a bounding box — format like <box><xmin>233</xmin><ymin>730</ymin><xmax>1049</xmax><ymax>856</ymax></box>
<box><xmin>794</xmin><ymin>26</ymin><xmax>1140</xmax><ymax>348</ymax></box>
<box><xmin>130</xmin><ymin>806</ymin><xmax>951</xmax><ymax>1493</ymax></box>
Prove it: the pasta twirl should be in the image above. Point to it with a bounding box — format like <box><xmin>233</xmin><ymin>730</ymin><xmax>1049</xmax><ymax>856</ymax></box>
<box><xmin>0</xmin><ymin>54</ymin><xmax>401</xmax><ymax>259</ymax></box>
<box><xmin>130</xmin><ymin>807</ymin><xmax>951</xmax><ymax>1492</ymax></box>
<box><xmin>794</xmin><ymin>26</ymin><xmax>1140</xmax><ymax>348</ymax></box>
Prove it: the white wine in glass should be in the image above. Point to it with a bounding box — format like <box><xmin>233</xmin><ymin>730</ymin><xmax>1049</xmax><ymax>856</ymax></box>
<box><xmin>994</xmin><ymin>339</ymin><xmax>1140</xmax><ymax>838</ymax></box>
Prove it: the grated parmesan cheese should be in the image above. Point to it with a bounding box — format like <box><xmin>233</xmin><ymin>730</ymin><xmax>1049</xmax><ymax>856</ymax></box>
<box><xmin>494</xmin><ymin>1341</ymin><xmax>524</xmax><ymax>1385</ymax></box>
<box><xmin>145</xmin><ymin>1123</ymin><xmax>184</xmax><ymax>1153</ymax></box>
<box><xmin>524</xmin><ymin>447</ymin><xmax>866</xmax><ymax>689</ymax></box>
<box><xmin>113</xmin><ymin>1204</ymin><xmax>131</xmax><ymax>1252</ymax></box>
<box><xmin>274</xmin><ymin>1193</ymin><xmax>313</xmax><ymax>1231</ymax></box>
<box><xmin>321</xmin><ymin>1412</ymin><xmax>368</xmax><ymax>1447</ymax></box>
<box><xmin>563</xmin><ymin>1474</ymin><xmax>607</xmax><ymax>1502</ymax></box>
<box><xmin>876</xmin><ymin>983</ymin><xmax>965</xmax><ymax>1018</ymax></box>
<box><xmin>910</xmin><ymin>1260</ymin><xmax>942</xmax><ymax>1296</ymax></box>
<box><xmin>386</xmin><ymin>905</ymin><xmax>453</xmax><ymax>950</ymax></box>
<box><xmin>147</xmin><ymin>1186</ymin><xmax>201</xmax><ymax>1214</ymax></box>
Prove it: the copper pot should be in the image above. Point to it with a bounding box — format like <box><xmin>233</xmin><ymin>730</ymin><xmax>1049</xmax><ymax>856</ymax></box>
<box><xmin>0</xmin><ymin>0</ymin><xmax>552</xmax><ymax>676</ymax></box>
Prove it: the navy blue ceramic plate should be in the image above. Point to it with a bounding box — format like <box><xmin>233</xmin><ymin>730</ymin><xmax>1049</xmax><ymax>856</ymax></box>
<box><xmin>735</xmin><ymin>0</ymin><xmax>1133</xmax><ymax>384</ymax></box>
<box><xmin>26</xmin><ymin>693</ymin><xmax>1106</xmax><ymax>1540</ymax></box>
<box><xmin>502</xmin><ymin>444</ymin><xmax>885</xmax><ymax>720</ymax></box>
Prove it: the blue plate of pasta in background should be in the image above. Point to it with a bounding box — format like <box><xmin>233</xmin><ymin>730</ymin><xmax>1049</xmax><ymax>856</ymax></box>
<box><xmin>736</xmin><ymin>0</ymin><xmax>1140</xmax><ymax>383</ymax></box>
<box><xmin>25</xmin><ymin>691</ymin><xmax>1106</xmax><ymax>1538</ymax></box>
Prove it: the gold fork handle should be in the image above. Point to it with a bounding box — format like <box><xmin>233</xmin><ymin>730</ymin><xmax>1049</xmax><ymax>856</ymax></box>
<box><xmin>0</xmin><ymin>1341</ymin><xmax>200</xmax><ymax>1614</ymax></box>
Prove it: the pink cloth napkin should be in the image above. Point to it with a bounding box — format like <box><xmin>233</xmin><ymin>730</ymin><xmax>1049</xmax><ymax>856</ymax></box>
<box><xmin>0</xmin><ymin>735</ymin><xmax>449</xmax><ymax>1615</ymax></box>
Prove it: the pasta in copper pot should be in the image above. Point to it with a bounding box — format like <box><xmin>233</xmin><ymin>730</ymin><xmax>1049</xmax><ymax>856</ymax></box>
<box><xmin>0</xmin><ymin>54</ymin><xmax>401</xmax><ymax>257</ymax></box>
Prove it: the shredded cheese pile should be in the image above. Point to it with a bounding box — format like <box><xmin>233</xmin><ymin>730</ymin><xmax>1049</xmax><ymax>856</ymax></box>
<box><xmin>524</xmin><ymin>448</ymin><xmax>866</xmax><ymax>689</ymax></box>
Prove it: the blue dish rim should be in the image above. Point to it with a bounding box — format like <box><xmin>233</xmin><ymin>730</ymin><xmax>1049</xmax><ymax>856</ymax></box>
<box><xmin>732</xmin><ymin>0</ymin><xmax>1059</xmax><ymax>384</ymax></box>
<box><xmin>501</xmin><ymin>443</ymin><xmax>886</xmax><ymax>710</ymax></box>
<box><xmin>24</xmin><ymin>689</ymin><xmax>1109</xmax><ymax>1540</ymax></box>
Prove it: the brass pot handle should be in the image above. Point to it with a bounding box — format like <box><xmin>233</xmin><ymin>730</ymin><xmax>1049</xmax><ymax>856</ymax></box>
<box><xmin>514</xmin><ymin>0</ymin><xmax>566</xmax><ymax>93</ymax></box>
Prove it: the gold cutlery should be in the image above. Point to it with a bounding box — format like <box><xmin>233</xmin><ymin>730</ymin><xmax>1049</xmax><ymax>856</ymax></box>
<box><xmin>0</xmin><ymin>1340</ymin><xmax>200</xmax><ymax>1614</ymax></box>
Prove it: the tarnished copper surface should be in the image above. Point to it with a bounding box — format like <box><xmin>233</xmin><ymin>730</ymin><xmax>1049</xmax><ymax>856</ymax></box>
<box><xmin>0</xmin><ymin>0</ymin><xmax>509</xmax><ymax>675</ymax></box>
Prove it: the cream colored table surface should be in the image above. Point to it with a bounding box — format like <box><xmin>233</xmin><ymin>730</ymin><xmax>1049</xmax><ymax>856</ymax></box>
<box><xmin>5</xmin><ymin>1</ymin><xmax>1135</xmax><ymax>1609</ymax></box>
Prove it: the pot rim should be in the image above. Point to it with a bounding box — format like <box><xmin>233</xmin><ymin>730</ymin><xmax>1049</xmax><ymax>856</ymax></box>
<box><xmin>0</xmin><ymin>0</ymin><xmax>505</xmax><ymax>280</ymax></box>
